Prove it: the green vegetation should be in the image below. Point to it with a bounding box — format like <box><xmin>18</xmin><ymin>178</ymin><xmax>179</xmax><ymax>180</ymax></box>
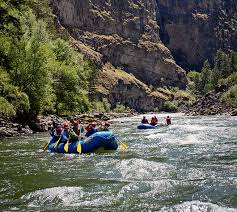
<box><xmin>156</xmin><ymin>86</ymin><xmax>195</xmax><ymax>112</ymax></box>
<box><xmin>219</xmin><ymin>72</ymin><xmax>237</xmax><ymax>107</ymax></box>
<box><xmin>92</xmin><ymin>99</ymin><xmax>111</xmax><ymax>113</ymax></box>
<box><xmin>222</xmin><ymin>85</ymin><xmax>237</xmax><ymax>107</ymax></box>
<box><xmin>0</xmin><ymin>0</ymin><xmax>95</xmax><ymax>120</ymax></box>
<box><xmin>1</xmin><ymin>1</ymin><xmax>235</xmax><ymax>121</ymax></box>
<box><xmin>113</xmin><ymin>104</ymin><xmax>131</xmax><ymax>113</ymax></box>
<box><xmin>188</xmin><ymin>50</ymin><xmax>237</xmax><ymax>96</ymax></box>
<box><xmin>187</xmin><ymin>50</ymin><xmax>237</xmax><ymax>107</ymax></box>
<box><xmin>163</xmin><ymin>101</ymin><xmax>178</xmax><ymax>112</ymax></box>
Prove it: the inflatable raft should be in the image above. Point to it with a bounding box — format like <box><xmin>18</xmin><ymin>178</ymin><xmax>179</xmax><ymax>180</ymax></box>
<box><xmin>48</xmin><ymin>131</ymin><xmax>118</xmax><ymax>154</ymax></box>
<box><xmin>137</xmin><ymin>123</ymin><xmax>157</xmax><ymax>129</ymax></box>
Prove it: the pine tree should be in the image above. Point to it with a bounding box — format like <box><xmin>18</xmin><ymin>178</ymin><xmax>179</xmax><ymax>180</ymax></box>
<box><xmin>200</xmin><ymin>60</ymin><xmax>212</xmax><ymax>94</ymax></box>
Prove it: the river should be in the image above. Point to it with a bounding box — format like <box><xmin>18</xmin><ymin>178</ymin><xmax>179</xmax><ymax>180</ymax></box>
<box><xmin>0</xmin><ymin>114</ymin><xmax>236</xmax><ymax>211</ymax></box>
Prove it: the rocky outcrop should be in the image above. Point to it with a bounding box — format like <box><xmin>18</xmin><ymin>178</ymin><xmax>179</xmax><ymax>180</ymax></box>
<box><xmin>51</xmin><ymin>0</ymin><xmax>187</xmax><ymax>89</ymax></box>
<box><xmin>30</xmin><ymin>115</ymin><xmax>65</xmax><ymax>132</ymax></box>
<box><xmin>0</xmin><ymin>118</ymin><xmax>33</xmax><ymax>137</ymax></box>
<box><xmin>186</xmin><ymin>85</ymin><xmax>237</xmax><ymax>116</ymax></box>
<box><xmin>157</xmin><ymin>0</ymin><xmax>237</xmax><ymax>70</ymax></box>
<box><xmin>91</xmin><ymin>63</ymin><xmax>170</xmax><ymax>112</ymax></box>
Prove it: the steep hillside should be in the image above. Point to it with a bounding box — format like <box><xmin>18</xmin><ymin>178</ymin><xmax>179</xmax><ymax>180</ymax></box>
<box><xmin>91</xmin><ymin>63</ymin><xmax>169</xmax><ymax>112</ymax></box>
<box><xmin>51</xmin><ymin>0</ymin><xmax>187</xmax><ymax>89</ymax></box>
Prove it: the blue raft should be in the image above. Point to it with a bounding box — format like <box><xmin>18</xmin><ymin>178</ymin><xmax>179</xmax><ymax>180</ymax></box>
<box><xmin>137</xmin><ymin>123</ymin><xmax>157</xmax><ymax>129</ymax></box>
<box><xmin>48</xmin><ymin>131</ymin><xmax>118</xmax><ymax>154</ymax></box>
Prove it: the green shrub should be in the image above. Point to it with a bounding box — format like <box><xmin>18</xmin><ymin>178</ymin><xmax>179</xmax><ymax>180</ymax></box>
<box><xmin>91</xmin><ymin>99</ymin><xmax>111</xmax><ymax>113</ymax></box>
<box><xmin>92</xmin><ymin>101</ymin><xmax>106</xmax><ymax>113</ymax></box>
<box><xmin>222</xmin><ymin>72</ymin><xmax>237</xmax><ymax>86</ymax></box>
<box><xmin>113</xmin><ymin>104</ymin><xmax>129</xmax><ymax>113</ymax></box>
<box><xmin>187</xmin><ymin>71</ymin><xmax>202</xmax><ymax>95</ymax></box>
<box><xmin>222</xmin><ymin>85</ymin><xmax>237</xmax><ymax>107</ymax></box>
<box><xmin>0</xmin><ymin>67</ymin><xmax>30</xmax><ymax>117</ymax></box>
<box><xmin>0</xmin><ymin>97</ymin><xmax>16</xmax><ymax>119</ymax></box>
<box><xmin>163</xmin><ymin>101</ymin><xmax>178</xmax><ymax>112</ymax></box>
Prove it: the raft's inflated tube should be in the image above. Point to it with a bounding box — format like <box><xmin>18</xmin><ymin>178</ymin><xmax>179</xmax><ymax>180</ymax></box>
<box><xmin>48</xmin><ymin>131</ymin><xmax>118</xmax><ymax>154</ymax></box>
<box><xmin>137</xmin><ymin>124</ymin><xmax>157</xmax><ymax>129</ymax></box>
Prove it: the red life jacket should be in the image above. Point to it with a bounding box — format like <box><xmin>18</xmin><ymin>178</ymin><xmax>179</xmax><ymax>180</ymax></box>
<box><xmin>150</xmin><ymin>118</ymin><xmax>157</xmax><ymax>125</ymax></box>
<box><xmin>85</xmin><ymin>124</ymin><xmax>91</xmax><ymax>131</ymax></box>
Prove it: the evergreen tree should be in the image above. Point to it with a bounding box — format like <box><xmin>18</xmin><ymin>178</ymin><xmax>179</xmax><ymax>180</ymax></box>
<box><xmin>187</xmin><ymin>71</ymin><xmax>202</xmax><ymax>95</ymax></box>
<box><xmin>200</xmin><ymin>60</ymin><xmax>212</xmax><ymax>94</ymax></box>
<box><xmin>214</xmin><ymin>49</ymin><xmax>232</xmax><ymax>78</ymax></box>
<box><xmin>230</xmin><ymin>51</ymin><xmax>237</xmax><ymax>73</ymax></box>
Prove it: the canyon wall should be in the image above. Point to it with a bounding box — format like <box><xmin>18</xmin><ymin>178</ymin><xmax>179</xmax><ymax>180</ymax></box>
<box><xmin>157</xmin><ymin>0</ymin><xmax>237</xmax><ymax>70</ymax></box>
<box><xmin>51</xmin><ymin>0</ymin><xmax>187</xmax><ymax>89</ymax></box>
<box><xmin>51</xmin><ymin>0</ymin><xmax>236</xmax><ymax>111</ymax></box>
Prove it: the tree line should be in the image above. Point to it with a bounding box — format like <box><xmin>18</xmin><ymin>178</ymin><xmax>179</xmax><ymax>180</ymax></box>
<box><xmin>187</xmin><ymin>50</ymin><xmax>237</xmax><ymax>107</ymax></box>
<box><xmin>0</xmin><ymin>0</ymin><xmax>95</xmax><ymax>121</ymax></box>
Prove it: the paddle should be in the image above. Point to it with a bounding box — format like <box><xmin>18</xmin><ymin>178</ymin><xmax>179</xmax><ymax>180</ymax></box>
<box><xmin>75</xmin><ymin>128</ymin><xmax>83</xmax><ymax>154</ymax></box>
<box><xmin>53</xmin><ymin>136</ymin><xmax>61</xmax><ymax>149</ymax></box>
<box><xmin>64</xmin><ymin>138</ymin><xmax>70</xmax><ymax>152</ymax></box>
<box><xmin>76</xmin><ymin>142</ymin><xmax>82</xmax><ymax>154</ymax></box>
<box><xmin>43</xmin><ymin>141</ymin><xmax>50</xmax><ymax>152</ymax></box>
<box><xmin>119</xmin><ymin>141</ymin><xmax>129</xmax><ymax>150</ymax></box>
<box><xmin>43</xmin><ymin>136</ymin><xmax>61</xmax><ymax>152</ymax></box>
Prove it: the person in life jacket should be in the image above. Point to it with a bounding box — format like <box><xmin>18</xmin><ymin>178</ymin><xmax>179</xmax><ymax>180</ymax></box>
<box><xmin>70</xmin><ymin>120</ymin><xmax>84</xmax><ymax>142</ymax></box>
<box><xmin>50</xmin><ymin>125</ymin><xmax>62</xmax><ymax>143</ymax></box>
<box><xmin>99</xmin><ymin>121</ymin><xmax>111</xmax><ymax>131</ymax></box>
<box><xmin>166</xmin><ymin>116</ymin><xmax>171</xmax><ymax>125</ymax></box>
<box><xmin>85</xmin><ymin>122</ymin><xmax>97</xmax><ymax>137</ymax></box>
<box><xmin>49</xmin><ymin>121</ymin><xmax>58</xmax><ymax>136</ymax></box>
<box><xmin>141</xmin><ymin>116</ymin><xmax>149</xmax><ymax>124</ymax></box>
<box><xmin>150</xmin><ymin>116</ymin><xmax>157</xmax><ymax>126</ymax></box>
<box><xmin>60</xmin><ymin>123</ymin><xmax>71</xmax><ymax>144</ymax></box>
<box><xmin>69</xmin><ymin>121</ymin><xmax>80</xmax><ymax>143</ymax></box>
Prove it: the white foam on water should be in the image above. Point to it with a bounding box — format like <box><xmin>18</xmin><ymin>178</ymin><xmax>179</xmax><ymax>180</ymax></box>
<box><xmin>116</xmin><ymin>158</ymin><xmax>173</xmax><ymax>180</ymax></box>
<box><xmin>21</xmin><ymin>186</ymin><xmax>84</xmax><ymax>207</ymax></box>
<box><xmin>145</xmin><ymin>133</ymin><xmax>166</xmax><ymax>139</ymax></box>
<box><xmin>177</xmin><ymin>124</ymin><xmax>210</xmax><ymax>132</ymax></box>
<box><xmin>117</xmin><ymin>180</ymin><xmax>176</xmax><ymax>200</ymax></box>
<box><xmin>177</xmin><ymin>134</ymin><xmax>208</xmax><ymax>145</ymax></box>
<box><xmin>20</xmin><ymin>186</ymin><xmax>116</xmax><ymax>209</ymax></box>
<box><xmin>70</xmin><ymin>194</ymin><xmax>114</xmax><ymax>208</ymax></box>
<box><xmin>160</xmin><ymin>200</ymin><xmax>237</xmax><ymax>212</ymax></box>
<box><xmin>160</xmin><ymin>133</ymin><xmax>213</xmax><ymax>146</ymax></box>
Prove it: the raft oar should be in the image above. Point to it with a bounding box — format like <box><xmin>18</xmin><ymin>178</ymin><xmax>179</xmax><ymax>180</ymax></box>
<box><xmin>119</xmin><ymin>142</ymin><xmax>129</xmax><ymax>150</ymax></box>
<box><xmin>115</xmin><ymin>137</ymin><xmax>128</xmax><ymax>150</ymax></box>
<box><xmin>76</xmin><ymin>142</ymin><xmax>82</xmax><ymax>154</ymax></box>
<box><xmin>64</xmin><ymin>138</ymin><xmax>70</xmax><ymax>153</ymax></box>
<box><xmin>53</xmin><ymin>136</ymin><xmax>61</xmax><ymax>149</ymax></box>
<box><xmin>43</xmin><ymin>141</ymin><xmax>50</xmax><ymax>152</ymax></box>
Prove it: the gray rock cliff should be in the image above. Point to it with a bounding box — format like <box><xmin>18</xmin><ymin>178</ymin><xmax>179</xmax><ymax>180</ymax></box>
<box><xmin>157</xmin><ymin>0</ymin><xmax>237</xmax><ymax>70</ymax></box>
<box><xmin>51</xmin><ymin>0</ymin><xmax>187</xmax><ymax>89</ymax></box>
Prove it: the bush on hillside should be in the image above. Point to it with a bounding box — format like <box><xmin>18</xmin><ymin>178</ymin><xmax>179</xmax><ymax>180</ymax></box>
<box><xmin>163</xmin><ymin>101</ymin><xmax>178</xmax><ymax>112</ymax></box>
<box><xmin>113</xmin><ymin>104</ymin><xmax>129</xmax><ymax>113</ymax></box>
<box><xmin>222</xmin><ymin>85</ymin><xmax>237</xmax><ymax>107</ymax></box>
<box><xmin>0</xmin><ymin>5</ymin><xmax>95</xmax><ymax>119</ymax></box>
<box><xmin>0</xmin><ymin>67</ymin><xmax>29</xmax><ymax>118</ymax></box>
<box><xmin>0</xmin><ymin>97</ymin><xmax>16</xmax><ymax>119</ymax></box>
<box><xmin>219</xmin><ymin>72</ymin><xmax>237</xmax><ymax>87</ymax></box>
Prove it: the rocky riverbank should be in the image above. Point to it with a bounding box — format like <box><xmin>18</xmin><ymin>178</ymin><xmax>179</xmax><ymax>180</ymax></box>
<box><xmin>0</xmin><ymin>112</ymin><xmax>136</xmax><ymax>138</ymax></box>
<box><xmin>185</xmin><ymin>85</ymin><xmax>237</xmax><ymax>116</ymax></box>
<box><xmin>0</xmin><ymin>118</ymin><xmax>33</xmax><ymax>137</ymax></box>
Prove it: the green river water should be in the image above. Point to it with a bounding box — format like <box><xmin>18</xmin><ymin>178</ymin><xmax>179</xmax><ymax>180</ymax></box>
<box><xmin>0</xmin><ymin>114</ymin><xmax>237</xmax><ymax>211</ymax></box>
